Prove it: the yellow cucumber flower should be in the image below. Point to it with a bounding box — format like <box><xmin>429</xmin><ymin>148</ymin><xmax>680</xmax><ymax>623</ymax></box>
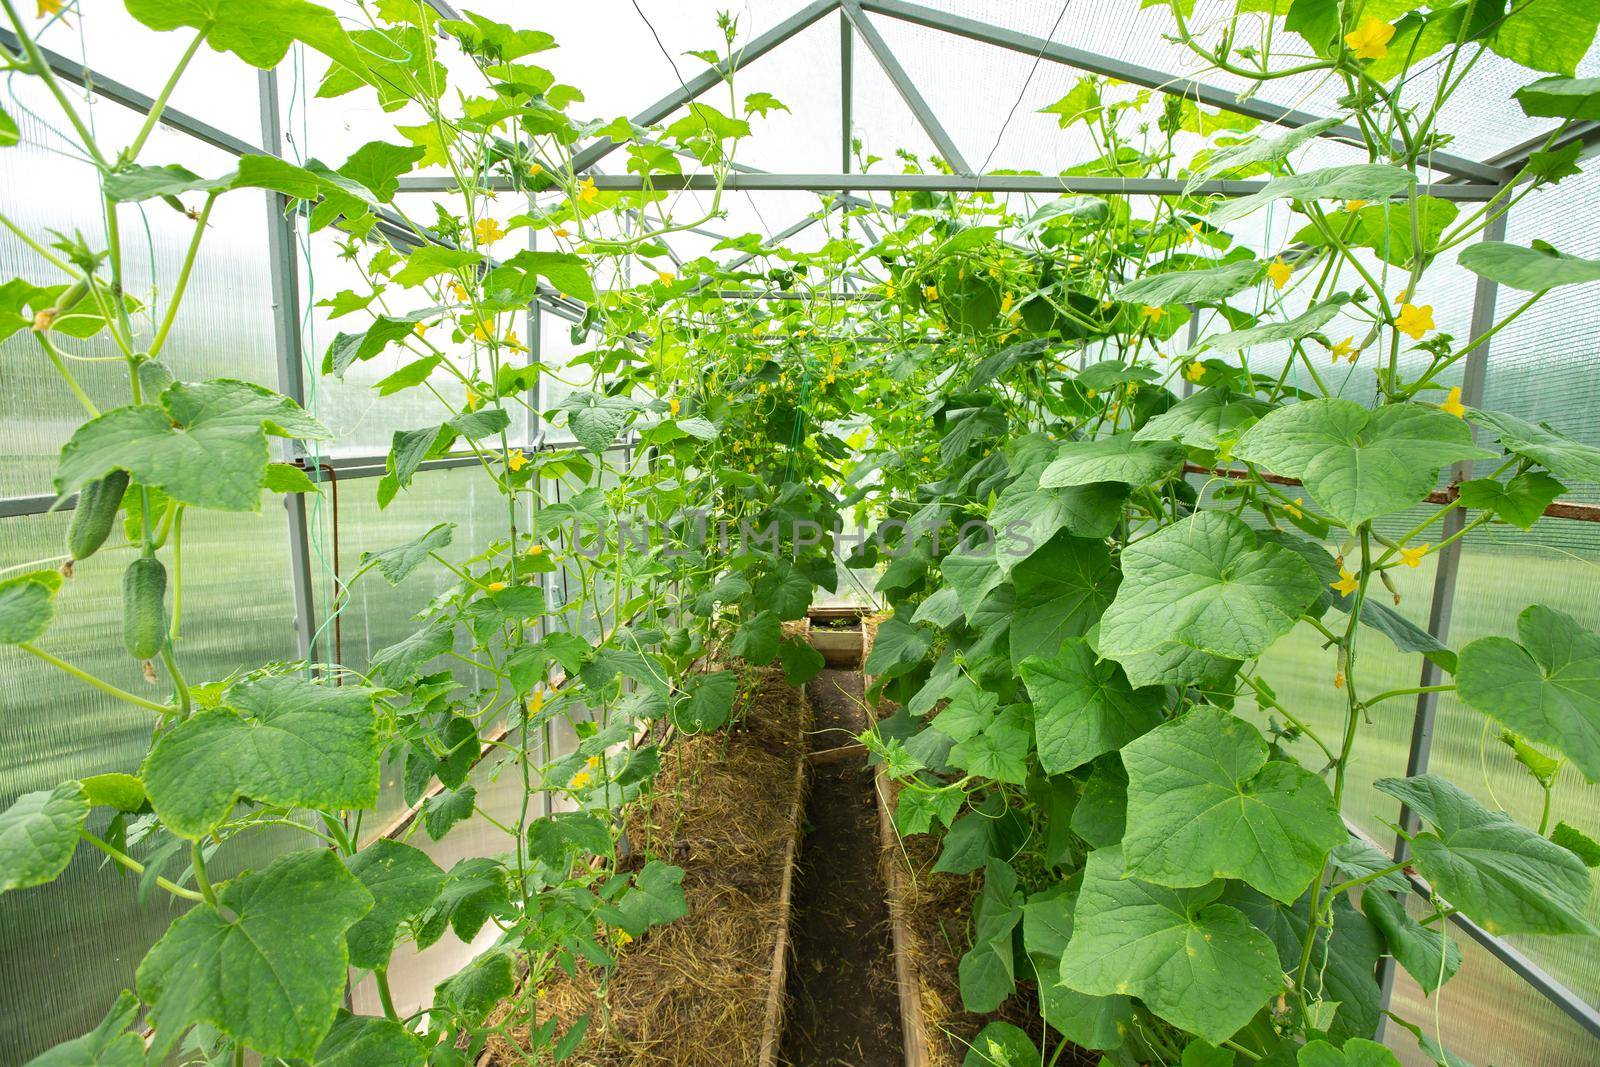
<box><xmin>507</xmin><ymin>449</ymin><xmax>528</xmax><ymax>472</ymax></box>
<box><xmin>473</xmin><ymin>217</ymin><xmax>505</xmax><ymax>245</ymax></box>
<box><xmin>1331</xmin><ymin>567</ymin><xmax>1360</xmax><ymax>596</ymax></box>
<box><xmin>1400</xmin><ymin>543</ymin><xmax>1430</xmax><ymax>568</ymax></box>
<box><xmin>1440</xmin><ymin>386</ymin><xmax>1466</xmax><ymax>418</ymax></box>
<box><xmin>1267</xmin><ymin>256</ymin><xmax>1293</xmax><ymax>290</ymax></box>
<box><xmin>1395</xmin><ymin>303</ymin><xmax>1435</xmax><ymax>340</ymax></box>
<box><xmin>1345</xmin><ymin>16</ymin><xmax>1395</xmax><ymax>60</ymax></box>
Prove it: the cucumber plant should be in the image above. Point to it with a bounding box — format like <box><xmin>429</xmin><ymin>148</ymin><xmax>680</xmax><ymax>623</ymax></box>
<box><xmin>849</xmin><ymin>3</ymin><xmax>1600</xmax><ymax>1065</ymax></box>
<box><xmin>0</xmin><ymin>2</ymin><xmax>841</xmax><ymax>1064</ymax></box>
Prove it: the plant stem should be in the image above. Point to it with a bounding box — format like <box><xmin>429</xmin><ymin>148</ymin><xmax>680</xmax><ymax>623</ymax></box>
<box><xmin>124</xmin><ymin>28</ymin><xmax>207</xmax><ymax>162</ymax></box>
<box><xmin>374</xmin><ymin>967</ymin><xmax>401</xmax><ymax>1021</ymax></box>
<box><xmin>148</xmin><ymin>193</ymin><xmax>217</xmax><ymax>358</ymax></box>
<box><xmin>190</xmin><ymin>841</ymin><xmax>218</xmax><ymax>905</ymax></box>
<box><xmin>18</xmin><ymin>642</ymin><xmax>172</xmax><ymax>715</ymax></box>
<box><xmin>78</xmin><ymin>830</ymin><xmax>205</xmax><ymax>902</ymax></box>
<box><xmin>33</xmin><ymin>331</ymin><xmax>100</xmax><ymax>417</ymax></box>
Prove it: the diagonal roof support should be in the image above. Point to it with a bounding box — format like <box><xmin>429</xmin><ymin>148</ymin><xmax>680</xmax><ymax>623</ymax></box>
<box><xmin>568</xmin><ymin>0</ymin><xmax>841</xmax><ymax>175</ymax></box>
<box><xmin>857</xmin><ymin>0</ymin><xmax>1508</xmax><ymax>185</ymax></box>
<box><xmin>839</xmin><ymin>0</ymin><xmax>971</xmax><ymax>174</ymax></box>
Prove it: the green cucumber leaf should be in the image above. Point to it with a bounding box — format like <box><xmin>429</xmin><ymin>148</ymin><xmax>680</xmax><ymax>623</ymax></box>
<box><xmin>1122</xmin><ymin>705</ymin><xmax>1344</xmax><ymax>901</ymax></box>
<box><xmin>1457</xmin><ymin>605</ymin><xmax>1600</xmax><ymax>782</ymax></box>
<box><xmin>137</xmin><ymin>848</ymin><xmax>373</xmax><ymax>1059</ymax></box>
<box><xmin>0</xmin><ymin>782</ymin><xmax>88</xmax><ymax>892</ymax></box>
<box><xmin>1468</xmin><ymin>408</ymin><xmax>1600</xmax><ymax>485</ymax></box>
<box><xmin>22</xmin><ymin>989</ymin><xmax>143</xmax><ymax>1067</ymax></box>
<box><xmin>55</xmin><ymin>380</ymin><xmax>331</xmax><ymax>513</ymax></box>
<box><xmin>1233</xmin><ymin>399</ymin><xmax>1491</xmax><ymax>528</ymax></box>
<box><xmin>0</xmin><ymin>569</ymin><xmax>63</xmax><ymax>645</ymax></box>
<box><xmin>1361</xmin><ymin>886</ymin><xmax>1461</xmax><ymax>995</ymax></box>
<box><xmin>142</xmin><ymin>676</ymin><xmax>380</xmax><ymax>838</ymax></box>
<box><xmin>314</xmin><ymin>1011</ymin><xmax>427</xmax><ymax>1067</ymax></box>
<box><xmin>1458</xmin><ymin>241</ymin><xmax>1600</xmax><ymax>292</ymax></box>
<box><xmin>1021</xmin><ymin>638</ymin><xmax>1162</xmax><ymax>774</ymax></box>
<box><xmin>1375</xmin><ymin>774</ymin><xmax>1597</xmax><ymax>935</ymax></box>
<box><xmin>1210</xmin><ymin>164</ymin><xmax>1415</xmax><ymax>226</ymax></box>
<box><xmin>1041</xmin><ymin>432</ymin><xmax>1185</xmax><ymax>488</ymax></box>
<box><xmin>345</xmin><ymin>839</ymin><xmax>446</xmax><ymax>971</ymax></box>
<box><xmin>1099</xmin><ymin>510</ymin><xmax>1321</xmax><ymax>663</ymax></box>
<box><xmin>1060</xmin><ymin>846</ymin><xmax>1282</xmax><ymax>1046</ymax></box>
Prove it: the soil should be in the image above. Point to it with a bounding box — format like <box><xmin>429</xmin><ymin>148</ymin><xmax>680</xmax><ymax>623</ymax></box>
<box><xmin>779</xmin><ymin>669</ymin><xmax>905</xmax><ymax>1067</ymax></box>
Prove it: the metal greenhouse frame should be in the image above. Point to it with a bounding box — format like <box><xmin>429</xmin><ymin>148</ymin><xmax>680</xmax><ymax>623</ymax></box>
<box><xmin>3</xmin><ymin>0</ymin><xmax>1598</xmax><ymax>1045</ymax></box>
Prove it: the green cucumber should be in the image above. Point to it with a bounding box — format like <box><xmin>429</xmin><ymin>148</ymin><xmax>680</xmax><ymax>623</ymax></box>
<box><xmin>122</xmin><ymin>556</ymin><xmax>168</xmax><ymax>661</ymax></box>
<box><xmin>66</xmin><ymin>470</ymin><xmax>130</xmax><ymax>562</ymax></box>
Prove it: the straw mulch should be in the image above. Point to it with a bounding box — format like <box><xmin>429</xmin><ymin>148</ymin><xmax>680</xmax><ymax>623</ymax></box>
<box><xmin>485</xmin><ymin>665</ymin><xmax>811</xmax><ymax>1067</ymax></box>
<box><xmin>878</xmin><ymin>778</ymin><xmax>1047</xmax><ymax>1067</ymax></box>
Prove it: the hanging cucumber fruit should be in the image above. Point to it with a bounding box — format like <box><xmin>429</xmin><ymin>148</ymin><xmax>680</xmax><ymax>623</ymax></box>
<box><xmin>122</xmin><ymin>555</ymin><xmax>168</xmax><ymax>665</ymax></box>
<box><xmin>64</xmin><ymin>470</ymin><xmax>130</xmax><ymax>572</ymax></box>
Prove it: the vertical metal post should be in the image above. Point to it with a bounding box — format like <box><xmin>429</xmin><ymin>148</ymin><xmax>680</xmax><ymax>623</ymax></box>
<box><xmin>258</xmin><ymin>68</ymin><xmax>321</xmax><ymax>668</ymax></box>
<box><xmin>1373</xmin><ymin>210</ymin><xmax>1508</xmax><ymax>1034</ymax></box>
<box><xmin>840</xmin><ymin>7</ymin><xmax>854</xmax><ymax>174</ymax></box>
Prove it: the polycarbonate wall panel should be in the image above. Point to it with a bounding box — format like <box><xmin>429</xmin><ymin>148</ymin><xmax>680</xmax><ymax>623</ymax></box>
<box><xmin>1388</xmin><ymin>910</ymin><xmax>1598</xmax><ymax>1067</ymax></box>
<box><xmin>900</xmin><ymin>0</ymin><xmax>1600</xmax><ymax>163</ymax></box>
<box><xmin>0</xmin><ymin>52</ymin><xmax>295</xmax><ymax>1060</ymax></box>
<box><xmin>0</xmin><ymin>505</ymin><xmax>300</xmax><ymax>1060</ymax></box>
<box><xmin>1480</xmin><ymin>168</ymin><xmax>1600</xmax><ymax>506</ymax></box>
<box><xmin>32</xmin><ymin>3</ymin><xmax>265</xmax><ymax>139</ymax></box>
<box><xmin>0</xmin><ymin>80</ymin><xmax>279</xmax><ymax>499</ymax></box>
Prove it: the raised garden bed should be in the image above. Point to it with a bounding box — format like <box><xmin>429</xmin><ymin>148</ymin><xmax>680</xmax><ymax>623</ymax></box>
<box><xmin>484</xmin><ymin>666</ymin><xmax>810</xmax><ymax>1067</ymax></box>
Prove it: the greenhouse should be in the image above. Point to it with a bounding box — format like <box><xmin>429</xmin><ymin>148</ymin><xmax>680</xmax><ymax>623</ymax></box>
<box><xmin>2</xmin><ymin>0</ymin><xmax>1600</xmax><ymax>1064</ymax></box>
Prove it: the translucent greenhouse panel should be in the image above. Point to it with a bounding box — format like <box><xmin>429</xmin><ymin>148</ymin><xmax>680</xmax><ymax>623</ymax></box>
<box><xmin>0</xmin><ymin>81</ymin><xmax>280</xmax><ymax>499</ymax></box>
<box><xmin>1479</xmin><ymin>167</ymin><xmax>1600</xmax><ymax>505</ymax></box>
<box><xmin>1236</xmin><ymin>500</ymin><xmax>1442</xmax><ymax>845</ymax></box>
<box><xmin>32</xmin><ymin>4</ymin><xmax>264</xmax><ymax>140</ymax></box>
<box><xmin>312</xmin><ymin>465</ymin><xmax>523</xmax><ymax>678</ymax></box>
<box><xmin>844</xmin><ymin>16</ymin><xmax>941</xmax><ymax>168</ymax></box>
<box><xmin>957</xmin><ymin>0</ymin><xmax>1600</xmax><ymax>165</ymax></box>
<box><xmin>350</xmin><ymin>741</ymin><xmax>536</xmax><ymax>1018</ymax></box>
<box><xmin>668</xmin><ymin>12</ymin><xmax>841</xmax><ymax>174</ymax></box>
<box><xmin>465</xmin><ymin>0</ymin><xmax>816</xmax><ymax>122</ymax></box>
<box><xmin>317</xmin><ymin>465</ymin><xmax>533</xmax><ymax>844</ymax></box>
<box><xmin>1419</xmin><ymin>520</ymin><xmax>1600</xmax><ymax>1009</ymax></box>
<box><xmin>0</xmin><ymin>507</ymin><xmax>300</xmax><ymax>1061</ymax></box>
<box><xmin>296</xmin><ymin>211</ymin><xmax>536</xmax><ymax>460</ymax></box>
<box><xmin>1386</xmin><ymin>911</ymin><xmax>1599</xmax><ymax>1066</ymax></box>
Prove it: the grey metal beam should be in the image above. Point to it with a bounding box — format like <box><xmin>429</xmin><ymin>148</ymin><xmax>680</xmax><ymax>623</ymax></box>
<box><xmin>1374</xmin><ymin>211</ymin><xmax>1509</xmax><ymax>1038</ymax></box>
<box><xmin>839</xmin><ymin>0</ymin><xmax>971</xmax><ymax>174</ymax></box>
<box><xmin>568</xmin><ymin>0</ymin><xmax>840</xmax><ymax>175</ymax></box>
<box><xmin>855</xmin><ymin>0</ymin><xmax>1509</xmax><ymax>186</ymax></box>
<box><xmin>1482</xmin><ymin>119</ymin><xmax>1600</xmax><ymax>176</ymax></box>
<box><xmin>0</xmin><ymin>28</ymin><xmax>265</xmax><ymax>158</ymax></box>
<box><xmin>258</xmin><ymin>69</ymin><xmax>322</xmax><ymax>668</ymax></box>
<box><xmin>401</xmin><ymin>171</ymin><xmax>1502</xmax><ymax>199</ymax></box>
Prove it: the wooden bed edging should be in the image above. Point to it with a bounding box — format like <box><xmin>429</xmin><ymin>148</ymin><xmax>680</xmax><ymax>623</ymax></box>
<box><xmin>876</xmin><ymin>762</ymin><xmax>932</xmax><ymax>1067</ymax></box>
<box><xmin>756</xmin><ymin>745</ymin><xmax>811</xmax><ymax>1067</ymax></box>
<box><xmin>861</xmin><ymin>614</ymin><xmax>932</xmax><ymax>1067</ymax></box>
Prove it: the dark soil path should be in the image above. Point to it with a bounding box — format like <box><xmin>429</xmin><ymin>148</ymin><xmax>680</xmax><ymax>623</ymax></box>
<box><xmin>780</xmin><ymin>668</ymin><xmax>905</xmax><ymax>1067</ymax></box>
